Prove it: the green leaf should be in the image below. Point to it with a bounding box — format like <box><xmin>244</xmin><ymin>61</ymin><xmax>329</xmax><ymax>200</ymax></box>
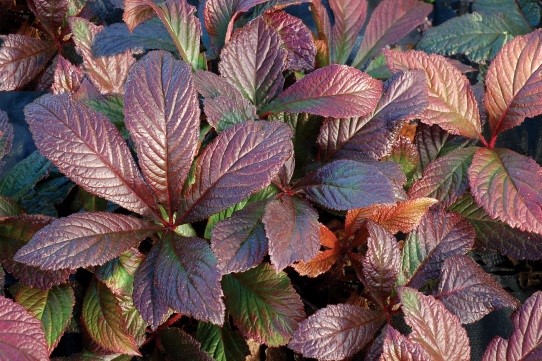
<box><xmin>0</xmin><ymin>194</ymin><xmax>22</xmax><ymax>217</ymax></box>
<box><xmin>96</xmin><ymin>248</ymin><xmax>144</xmax><ymax>296</ymax></box>
<box><xmin>0</xmin><ymin>151</ymin><xmax>51</xmax><ymax>201</ymax></box>
<box><xmin>196</xmin><ymin>321</ymin><xmax>249</xmax><ymax>361</ymax></box>
<box><xmin>474</xmin><ymin>0</ymin><xmax>534</xmax><ymax>32</ymax></box>
<box><xmin>15</xmin><ymin>284</ymin><xmax>75</xmax><ymax>353</ymax></box>
<box><xmin>85</xmin><ymin>94</ymin><xmax>125</xmax><ymax>130</ymax></box>
<box><xmin>160</xmin><ymin>327</ymin><xmax>213</xmax><ymax>361</ymax></box>
<box><xmin>19</xmin><ymin>169</ymin><xmax>74</xmax><ymax>217</ymax></box>
<box><xmin>222</xmin><ymin>263</ymin><xmax>305</xmax><ymax>346</ymax></box>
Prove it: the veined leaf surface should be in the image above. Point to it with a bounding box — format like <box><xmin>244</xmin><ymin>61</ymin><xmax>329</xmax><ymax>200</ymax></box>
<box><xmin>329</xmin><ymin>0</ymin><xmax>367</xmax><ymax>64</ymax></box>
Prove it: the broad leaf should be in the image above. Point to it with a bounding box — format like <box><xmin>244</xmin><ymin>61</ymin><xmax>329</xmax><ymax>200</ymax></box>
<box><xmin>219</xmin><ymin>18</ymin><xmax>286</xmax><ymax>109</ymax></box>
<box><xmin>0</xmin><ymin>34</ymin><xmax>55</xmax><ymax>90</ymax></box>
<box><xmin>125</xmin><ymin>51</ymin><xmax>199</xmax><ymax>216</ymax></box>
<box><xmin>484</xmin><ymin>30</ymin><xmax>542</xmax><ymax>137</ymax></box>
<box><xmin>352</xmin><ymin>0</ymin><xmax>432</xmax><ymax>68</ymax></box>
<box><xmin>222</xmin><ymin>263</ymin><xmax>305</xmax><ymax>346</ymax></box>
<box><xmin>293</xmin><ymin>224</ymin><xmax>341</xmax><ymax>277</ymax></box>
<box><xmin>474</xmin><ymin>0</ymin><xmax>533</xmax><ymax>33</ymax></box>
<box><xmin>437</xmin><ymin>255</ymin><xmax>518</xmax><ymax>324</ymax></box>
<box><xmin>288</xmin><ymin>303</ymin><xmax>384</xmax><ymax>360</ymax></box>
<box><xmin>52</xmin><ymin>56</ymin><xmax>84</xmax><ymax>94</ymax></box>
<box><xmin>160</xmin><ymin>327</ymin><xmax>214</xmax><ymax>361</ymax></box>
<box><xmin>400</xmin><ymin>287</ymin><xmax>470</xmax><ymax>360</ymax></box>
<box><xmin>0</xmin><ymin>214</ymin><xmax>54</xmax><ymax>262</ymax></box>
<box><xmin>123</xmin><ymin>0</ymin><xmax>155</xmax><ymax>31</ymax></box>
<box><xmin>294</xmin><ymin>160</ymin><xmax>397</xmax><ymax>210</ymax></box>
<box><xmin>196</xmin><ymin>321</ymin><xmax>250</xmax><ymax>361</ymax></box>
<box><xmin>25</xmin><ymin>94</ymin><xmax>158</xmax><ymax>217</ymax></box>
<box><xmin>468</xmin><ymin>148</ymin><xmax>542</xmax><ymax>234</ymax></box>
<box><xmin>15</xmin><ymin>284</ymin><xmax>75</xmax><ymax>353</ymax></box>
<box><xmin>82</xmin><ymin>279</ymin><xmax>140</xmax><ymax>355</ymax></box>
<box><xmin>15</xmin><ymin>212</ymin><xmax>160</xmax><ymax>270</ymax></box>
<box><xmin>32</xmin><ymin>0</ymin><xmax>68</xmax><ymax>33</ymax></box>
<box><xmin>0</xmin><ymin>151</ymin><xmax>51</xmax><ymax>202</ymax></box>
<box><xmin>96</xmin><ymin>248</ymin><xmax>144</xmax><ymax>296</ymax></box>
<box><xmin>179</xmin><ymin>121</ymin><xmax>292</xmax><ymax>224</ymax></box>
<box><xmin>482</xmin><ymin>337</ymin><xmax>509</xmax><ymax>361</ymax></box>
<box><xmin>380</xmin><ymin>326</ymin><xmax>431</xmax><ymax>361</ymax></box>
<box><xmin>386</xmin><ymin>49</ymin><xmax>482</xmax><ymax>139</ymax></box>
<box><xmin>329</xmin><ymin>0</ymin><xmax>367</xmax><ymax>64</ymax></box>
<box><xmin>19</xmin><ymin>170</ymin><xmax>74</xmax><ymax>217</ymax></box>
<box><xmin>155</xmin><ymin>236</ymin><xmax>225</xmax><ymax>325</ymax></box>
<box><xmin>263</xmin><ymin>195</ymin><xmax>320</xmax><ymax>271</ymax></box>
<box><xmin>262</xmin><ymin>64</ymin><xmax>381</xmax><ymax>118</ymax></box>
<box><xmin>0</xmin><ymin>295</ymin><xmax>48</xmax><ymax>360</ymax></box>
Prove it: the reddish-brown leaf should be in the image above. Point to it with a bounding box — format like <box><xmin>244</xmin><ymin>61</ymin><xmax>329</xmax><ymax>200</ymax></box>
<box><xmin>293</xmin><ymin>224</ymin><xmax>341</xmax><ymax>277</ymax></box>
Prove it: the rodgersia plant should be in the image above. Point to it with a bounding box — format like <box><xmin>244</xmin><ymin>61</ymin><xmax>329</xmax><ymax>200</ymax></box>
<box><xmin>0</xmin><ymin>0</ymin><xmax>541</xmax><ymax>360</ymax></box>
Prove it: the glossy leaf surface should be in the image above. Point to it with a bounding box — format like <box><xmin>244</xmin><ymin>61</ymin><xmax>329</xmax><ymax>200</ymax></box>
<box><xmin>329</xmin><ymin>0</ymin><xmax>367</xmax><ymax>64</ymax></box>
<box><xmin>380</xmin><ymin>326</ymin><xmax>431</xmax><ymax>361</ymax></box>
<box><xmin>196</xmin><ymin>321</ymin><xmax>249</xmax><ymax>361</ymax></box>
<box><xmin>52</xmin><ymin>56</ymin><xmax>84</xmax><ymax>95</ymax></box>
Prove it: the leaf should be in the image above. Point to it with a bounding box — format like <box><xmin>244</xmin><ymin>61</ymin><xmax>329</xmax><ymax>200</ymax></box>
<box><xmin>211</xmin><ymin>201</ymin><xmax>269</xmax><ymax>274</ymax></box>
<box><xmin>96</xmin><ymin>248</ymin><xmax>144</xmax><ymax>296</ymax></box>
<box><xmin>263</xmin><ymin>10</ymin><xmax>316</xmax><ymax>71</ymax></box>
<box><xmin>123</xmin><ymin>0</ymin><xmax>155</xmax><ymax>31</ymax></box>
<box><xmin>450</xmin><ymin>194</ymin><xmax>542</xmax><ymax>260</ymax></box>
<box><xmin>219</xmin><ymin>18</ymin><xmax>286</xmax><ymax>109</ymax></box>
<box><xmin>15</xmin><ymin>212</ymin><xmax>160</xmax><ymax>270</ymax></box>
<box><xmin>474</xmin><ymin>0</ymin><xmax>534</xmax><ymax>32</ymax></box>
<box><xmin>178</xmin><ymin>121</ymin><xmax>293</xmax><ymax>224</ymax></box>
<box><xmin>84</xmin><ymin>94</ymin><xmax>125</xmax><ymax>129</ymax></box>
<box><xmin>436</xmin><ymin>255</ymin><xmax>518</xmax><ymax>324</ymax></box>
<box><xmin>399</xmin><ymin>287</ymin><xmax>470</xmax><ymax>361</ymax></box>
<box><xmin>160</xmin><ymin>327</ymin><xmax>214</xmax><ymax>361</ymax></box>
<box><xmin>32</xmin><ymin>0</ymin><xmax>68</xmax><ymax>32</ymax></box>
<box><xmin>402</xmin><ymin>208</ymin><xmax>475</xmax><ymax>288</ymax></box>
<box><xmin>484</xmin><ymin>30</ymin><xmax>542</xmax><ymax>137</ymax></box>
<box><xmin>0</xmin><ymin>214</ymin><xmax>54</xmax><ymax>262</ymax></box>
<box><xmin>347</xmin><ymin>197</ymin><xmax>437</xmax><ymax>234</ymax></box>
<box><xmin>0</xmin><ymin>34</ymin><xmax>55</xmax><ymax>90</ymax></box>
<box><xmin>294</xmin><ymin>159</ymin><xmax>397</xmax><ymax>210</ymax></box>
<box><xmin>329</xmin><ymin>0</ymin><xmax>367</xmax><ymax>64</ymax></box>
<box><xmin>70</xmin><ymin>17</ymin><xmax>134</xmax><ymax>94</ymax></box>
<box><xmin>352</xmin><ymin>0</ymin><xmax>432</xmax><ymax>68</ymax></box>
<box><xmin>317</xmin><ymin>70</ymin><xmax>428</xmax><ymax>161</ymax></box>
<box><xmin>82</xmin><ymin>279</ymin><xmax>140</xmax><ymax>355</ymax></box>
<box><xmin>155</xmin><ymin>235</ymin><xmax>225</xmax><ymax>325</ymax></box>
<box><xmin>386</xmin><ymin>49</ymin><xmax>483</xmax><ymax>139</ymax></box>
<box><xmin>0</xmin><ymin>110</ymin><xmax>13</xmax><ymax>165</ymax></box>
<box><xmin>482</xmin><ymin>337</ymin><xmax>508</xmax><ymax>361</ymax></box>
<box><xmin>0</xmin><ymin>151</ymin><xmax>51</xmax><ymax>202</ymax></box>
<box><xmin>0</xmin><ymin>195</ymin><xmax>21</xmax><ymax>217</ymax></box>
<box><xmin>196</xmin><ymin>321</ymin><xmax>250</xmax><ymax>361</ymax></box>
<box><xmin>468</xmin><ymin>148</ymin><xmax>542</xmax><ymax>234</ymax></box>
<box><xmin>19</xmin><ymin>170</ymin><xmax>75</xmax><ymax>217</ymax></box>
<box><xmin>418</xmin><ymin>13</ymin><xmax>525</xmax><ymax>63</ymax></box>
<box><xmin>288</xmin><ymin>303</ymin><xmax>384</xmax><ymax>360</ymax></box>
<box><xmin>133</xmin><ymin>244</ymin><xmax>169</xmax><ymax>330</ymax></box>
<box><xmin>380</xmin><ymin>326</ymin><xmax>431</xmax><ymax>361</ymax></box>
<box><xmin>262</xmin><ymin>64</ymin><xmax>382</xmax><ymax>118</ymax></box>
<box><xmin>262</xmin><ymin>195</ymin><xmax>320</xmax><ymax>271</ymax></box>
<box><xmin>125</xmin><ymin>51</ymin><xmax>199</xmax><ymax>216</ymax></box>
<box><xmin>222</xmin><ymin>263</ymin><xmax>305</xmax><ymax>346</ymax></box>
<box><xmin>388</xmin><ymin>136</ymin><xmax>420</xmax><ymax>185</ymax></box>
<box><xmin>0</xmin><ymin>294</ymin><xmax>49</xmax><ymax>360</ymax></box>
<box><xmin>409</xmin><ymin>147</ymin><xmax>477</xmax><ymax>207</ymax></box>
<box><xmin>292</xmin><ymin>224</ymin><xmax>341</xmax><ymax>277</ymax></box>
<box><xmin>25</xmin><ymin>94</ymin><xmax>158</xmax><ymax>217</ymax></box>
<box><xmin>15</xmin><ymin>284</ymin><xmax>75</xmax><ymax>353</ymax></box>
<box><xmin>52</xmin><ymin>55</ymin><xmax>84</xmax><ymax>94</ymax></box>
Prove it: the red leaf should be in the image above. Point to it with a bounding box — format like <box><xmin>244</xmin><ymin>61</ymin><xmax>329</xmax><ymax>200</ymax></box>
<box><xmin>380</xmin><ymin>326</ymin><xmax>431</xmax><ymax>361</ymax></box>
<box><xmin>0</xmin><ymin>34</ymin><xmax>55</xmax><ymax>90</ymax></box>
<box><xmin>31</xmin><ymin>0</ymin><xmax>68</xmax><ymax>35</ymax></box>
<box><xmin>14</xmin><ymin>213</ymin><xmax>160</xmax><ymax>270</ymax></box>
<box><xmin>485</xmin><ymin>30</ymin><xmax>542</xmax><ymax>137</ymax></box>
<box><xmin>288</xmin><ymin>303</ymin><xmax>384</xmax><ymax>360</ymax></box>
<box><xmin>25</xmin><ymin>94</ymin><xmax>158</xmax><ymax>218</ymax></box>
<box><xmin>0</xmin><ymin>295</ymin><xmax>49</xmax><ymax>360</ymax></box>
<box><xmin>293</xmin><ymin>224</ymin><xmax>341</xmax><ymax>277</ymax></box>
<box><xmin>51</xmin><ymin>55</ymin><xmax>84</xmax><ymax>94</ymax></box>
<box><xmin>123</xmin><ymin>0</ymin><xmax>154</xmax><ymax>31</ymax></box>
<box><xmin>468</xmin><ymin>148</ymin><xmax>542</xmax><ymax>234</ymax></box>
<box><xmin>329</xmin><ymin>0</ymin><xmax>368</xmax><ymax>64</ymax></box>
<box><xmin>263</xmin><ymin>195</ymin><xmax>320</xmax><ymax>271</ymax></box>
<box><xmin>262</xmin><ymin>64</ymin><xmax>382</xmax><ymax>118</ymax></box>
<box><xmin>437</xmin><ymin>255</ymin><xmax>519</xmax><ymax>324</ymax></box>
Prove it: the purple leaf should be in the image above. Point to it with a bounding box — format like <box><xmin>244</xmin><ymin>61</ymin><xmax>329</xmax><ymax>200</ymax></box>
<box><xmin>2</xmin><ymin>260</ymin><xmax>72</xmax><ymax>290</ymax></box>
<box><xmin>352</xmin><ymin>0</ymin><xmax>432</xmax><ymax>67</ymax></box>
<box><xmin>31</xmin><ymin>0</ymin><xmax>68</xmax><ymax>35</ymax></box>
<box><xmin>0</xmin><ymin>110</ymin><xmax>14</xmax><ymax>165</ymax></box>
<box><xmin>195</xmin><ymin>70</ymin><xmax>244</xmax><ymax>98</ymax></box>
<box><xmin>262</xmin><ymin>195</ymin><xmax>320</xmax><ymax>271</ymax></box>
<box><xmin>288</xmin><ymin>303</ymin><xmax>384</xmax><ymax>360</ymax></box>
<box><xmin>52</xmin><ymin>55</ymin><xmax>84</xmax><ymax>94</ymax></box>
<box><xmin>155</xmin><ymin>236</ymin><xmax>225</xmax><ymax>325</ymax></box>
<box><xmin>211</xmin><ymin>201</ymin><xmax>269</xmax><ymax>274</ymax></box>
<box><xmin>468</xmin><ymin>148</ymin><xmax>542</xmax><ymax>234</ymax></box>
<box><xmin>329</xmin><ymin>0</ymin><xmax>368</xmax><ymax>64</ymax></box>
<box><xmin>14</xmin><ymin>212</ymin><xmax>160</xmax><ymax>271</ymax></box>
<box><xmin>179</xmin><ymin>121</ymin><xmax>293</xmax><ymax>224</ymax></box>
<box><xmin>25</xmin><ymin>94</ymin><xmax>158</xmax><ymax>217</ymax></box>
<box><xmin>380</xmin><ymin>326</ymin><xmax>431</xmax><ymax>361</ymax></box>
<box><xmin>125</xmin><ymin>51</ymin><xmax>199</xmax><ymax>216</ymax></box>
<box><xmin>262</xmin><ymin>64</ymin><xmax>382</xmax><ymax>118</ymax></box>
<box><xmin>263</xmin><ymin>10</ymin><xmax>316</xmax><ymax>71</ymax></box>
<box><xmin>0</xmin><ymin>34</ymin><xmax>55</xmax><ymax>90</ymax></box>
<box><xmin>482</xmin><ymin>337</ymin><xmax>508</xmax><ymax>361</ymax></box>
<box><xmin>437</xmin><ymin>255</ymin><xmax>518</xmax><ymax>324</ymax></box>
<box><xmin>0</xmin><ymin>295</ymin><xmax>49</xmax><ymax>360</ymax></box>
<box><xmin>219</xmin><ymin>17</ymin><xmax>286</xmax><ymax>109</ymax></box>
<box><xmin>293</xmin><ymin>223</ymin><xmax>341</xmax><ymax>277</ymax></box>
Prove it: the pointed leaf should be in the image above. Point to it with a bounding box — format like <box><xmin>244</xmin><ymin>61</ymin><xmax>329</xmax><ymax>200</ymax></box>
<box><xmin>52</xmin><ymin>56</ymin><xmax>84</xmax><ymax>94</ymax></box>
<box><xmin>506</xmin><ymin>291</ymin><xmax>542</xmax><ymax>361</ymax></box>
<box><xmin>380</xmin><ymin>326</ymin><xmax>431</xmax><ymax>361</ymax></box>
<box><xmin>352</xmin><ymin>0</ymin><xmax>432</xmax><ymax>67</ymax></box>
<box><xmin>293</xmin><ymin>224</ymin><xmax>341</xmax><ymax>277</ymax></box>
<box><xmin>0</xmin><ymin>34</ymin><xmax>55</xmax><ymax>90</ymax></box>
<box><xmin>263</xmin><ymin>195</ymin><xmax>320</xmax><ymax>271</ymax></box>
<box><xmin>196</xmin><ymin>321</ymin><xmax>250</xmax><ymax>361</ymax></box>
<box><xmin>155</xmin><ymin>236</ymin><xmax>225</xmax><ymax>325</ymax></box>
<box><xmin>400</xmin><ymin>287</ymin><xmax>470</xmax><ymax>361</ymax></box>
<box><xmin>25</xmin><ymin>94</ymin><xmax>157</xmax><ymax>217</ymax></box>
<box><xmin>179</xmin><ymin>121</ymin><xmax>293</xmax><ymax>224</ymax></box>
<box><xmin>386</xmin><ymin>49</ymin><xmax>482</xmax><ymax>139</ymax></box>
<box><xmin>262</xmin><ymin>64</ymin><xmax>381</xmax><ymax>118</ymax></box>
<box><xmin>0</xmin><ymin>294</ymin><xmax>48</xmax><ymax>360</ymax></box>
<box><xmin>468</xmin><ymin>148</ymin><xmax>542</xmax><ymax>234</ymax></box>
<box><xmin>329</xmin><ymin>0</ymin><xmax>368</xmax><ymax>64</ymax></box>
<box><xmin>288</xmin><ymin>304</ymin><xmax>384</xmax><ymax>360</ymax></box>
<box><xmin>15</xmin><ymin>284</ymin><xmax>75</xmax><ymax>353</ymax></box>
<box><xmin>15</xmin><ymin>212</ymin><xmax>160</xmax><ymax>270</ymax></box>
<box><xmin>437</xmin><ymin>255</ymin><xmax>518</xmax><ymax>324</ymax></box>
<box><xmin>222</xmin><ymin>263</ymin><xmax>305</xmax><ymax>346</ymax></box>
<box><xmin>219</xmin><ymin>18</ymin><xmax>286</xmax><ymax>109</ymax></box>
<box><xmin>485</xmin><ymin>30</ymin><xmax>542</xmax><ymax>137</ymax></box>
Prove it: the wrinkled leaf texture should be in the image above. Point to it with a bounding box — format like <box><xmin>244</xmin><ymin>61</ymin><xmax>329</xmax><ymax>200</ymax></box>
<box><xmin>329</xmin><ymin>0</ymin><xmax>367</xmax><ymax>65</ymax></box>
<box><xmin>196</xmin><ymin>321</ymin><xmax>249</xmax><ymax>361</ymax></box>
<box><xmin>380</xmin><ymin>326</ymin><xmax>431</xmax><ymax>361</ymax></box>
<box><xmin>0</xmin><ymin>110</ymin><xmax>13</xmax><ymax>166</ymax></box>
<box><xmin>52</xmin><ymin>56</ymin><xmax>84</xmax><ymax>94</ymax></box>
<box><xmin>293</xmin><ymin>223</ymin><xmax>341</xmax><ymax>277</ymax></box>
